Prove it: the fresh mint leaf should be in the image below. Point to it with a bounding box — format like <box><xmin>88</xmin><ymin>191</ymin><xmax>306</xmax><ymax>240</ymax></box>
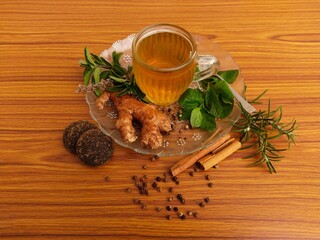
<box><xmin>200</xmin><ymin>108</ymin><xmax>216</xmax><ymax>132</ymax></box>
<box><xmin>205</xmin><ymin>85</ymin><xmax>222</xmax><ymax>116</ymax></box>
<box><xmin>179</xmin><ymin>88</ymin><xmax>203</xmax><ymax>111</ymax></box>
<box><xmin>205</xmin><ymin>81</ymin><xmax>234</xmax><ymax>118</ymax></box>
<box><xmin>181</xmin><ymin>109</ymin><xmax>192</xmax><ymax>120</ymax></box>
<box><xmin>215</xmin><ymin>80</ymin><xmax>234</xmax><ymax>105</ymax></box>
<box><xmin>190</xmin><ymin>107</ymin><xmax>203</xmax><ymax>128</ymax></box>
<box><xmin>218</xmin><ymin>69</ymin><xmax>239</xmax><ymax>84</ymax></box>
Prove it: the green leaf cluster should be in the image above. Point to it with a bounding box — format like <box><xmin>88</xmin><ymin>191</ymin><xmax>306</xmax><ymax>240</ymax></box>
<box><xmin>178</xmin><ymin>70</ymin><xmax>238</xmax><ymax>131</ymax></box>
<box><xmin>80</xmin><ymin>47</ymin><xmax>145</xmax><ymax>100</ymax></box>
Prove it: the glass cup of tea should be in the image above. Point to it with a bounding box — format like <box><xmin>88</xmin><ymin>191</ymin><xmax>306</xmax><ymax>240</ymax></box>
<box><xmin>132</xmin><ymin>24</ymin><xmax>220</xmax><ymax>106</ymax></box>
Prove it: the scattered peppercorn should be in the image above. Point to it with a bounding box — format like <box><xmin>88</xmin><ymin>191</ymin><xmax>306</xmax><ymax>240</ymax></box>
<box><xmin>156</xmin><ymin>187</ymin><xmax>161</xmax><ymax>192</ymax></box>
<box><xmin>194</xmin><ymin>167</ymin><xmax>200</xmax><ymax>172</ymax></box>
<box><xmin>151</xmin><ymin>155</ymin><xmax>159</xmax><ymax>161</ymax></box>
<box><xmin>168</xmin><ymin>197</ymin><xmax>173</xmax><ymax>202</ymax></box>
<box><xmin>199</xmin><ymin>202</ymin><xmax>206</xmax><ymax>207</ymax></box>
<box><xmin>141</xmin><ymin>203</ymin><xmax>147</xmax><ymax>210</ymax></box>
<box><xmin>152</xmin><ymin>182</ymin><xmax>158</xmax><ymax>188</ymax></box>
<box><xmin>104</xmin><ymin>176</ymin><xmax>110</xmax><ymax>182</ymax></box>
<box><xmin>181</xmin><ymin>215</ymin><xmax>186</xmax><ymax>220</ymax></box>
<box><xmin>175</xmin><ymin>180</ymin><xmax>180</xmax><ymax>185</ymax></box>
<box><xmin>173</xmin><ymin>207</ymin><xmax>179</xmax><ymax>212</ymax></box>
<box><xmin>204</xmin><ymin>197</ymin><xmax>210</xmax><ymax>203</ymax></box>
<box><xmin>155</xmin><ymin>207</ymin><xmax>162</xmax><ymax>212</ymax></box>
<box><xmin>208</xmin><ymin>183</ymin><xmax>214</xmax><ymax>188</ymax></box>
<box><xmin>172</xmin><ymin>176</ymin><xmax>178</xmax><ymax>182</ymax></box>
<box><xmin>132</xmin><ymin>175</ymin><xmax>138</xmax><ymax>181</ymax></box>
<box><xmin>205</xmin><ymin>175</ymin><xmax>211</xmax><ymax>180</ymax></box>
<box><xmin>126</xmin><ymin>188</ymin><xmax>131</xmax><ymax>193</ymax></box>
<box><xmin>189</xmin><ymin>171</ymin><xmax>194</xmax><ymax>176</ymax></box>
<box><xmin>168</xmin><ymin>187</ymin><xmax>174</xmax><ymax>193</ymax></box>
<box><xmin>187</xmin><ymin>210</ymin><xmax>193</xmax><ymax>216</ymax></box>
<box><xmin>166</xmin><ymin>205</ymin><xmax>172</xmax><ymax>211</ymax></box>
<box><xmin>166</xmin><ymin>215</ymin><xmax>172</xmax><ymax>220</ymax></box>
<box><xmin>156</xmin><ymin>176</ymin><xmax>162</xmax><ymax>182</ymax></box>
<box><xmin>133</xmin><ymin>198</ymin><xmax>140</xmax><ymax>204</ymax></box>
<box><xmin>142</xmin><ymin>165</ymin><xmax>148</xmax><ymax>170</ymax></box>
<box><xmin>193</xmin><ymin>212</ymin><xmax>199</xmax><ymax>218</ymax></box>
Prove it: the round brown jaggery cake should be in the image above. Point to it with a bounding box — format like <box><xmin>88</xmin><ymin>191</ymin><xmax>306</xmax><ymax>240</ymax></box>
<box><xmin>76</xmin><ymin>129</ymin><xmax>113</xmax><ymax>167</ymax></box>
<box><xmin>63</xmin><ymin>120</ymin><xmax>97</xmax><ymax>154</ymax></box>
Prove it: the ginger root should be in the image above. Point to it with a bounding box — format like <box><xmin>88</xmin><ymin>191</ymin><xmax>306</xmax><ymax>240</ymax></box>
<box><xmin>96</xmin><ymin>91</ymin><xmax>172</xmax><ymax>149</ymax></box>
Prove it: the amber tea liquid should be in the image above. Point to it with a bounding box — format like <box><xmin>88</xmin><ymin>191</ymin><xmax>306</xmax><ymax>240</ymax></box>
<box><xmin>133</xmin><ymin>31</ymin><xmax>196</xmax><ymax>105</ymax></box>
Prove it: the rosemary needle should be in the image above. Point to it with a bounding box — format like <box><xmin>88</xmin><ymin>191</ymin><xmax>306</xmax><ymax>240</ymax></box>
<box><xmin>234</xmin><ymin>92</ymin><xmax>297</xmax><ymax>173</ymax></box>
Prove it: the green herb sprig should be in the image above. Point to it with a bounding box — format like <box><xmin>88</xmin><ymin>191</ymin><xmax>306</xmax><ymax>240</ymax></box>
<box><xmin>233</xmin><ymin>90</ymin><xmax>297</xmax><ymax>173</ymax></box>
<box><xmin>79</xmin><ymin>47</ymin><xmax>145</xmax><ymax>100</ymax></box>
<box><xmin>178</xmin><ymin>70</ymin><xmax>239</xmax><ymax>132</ymax></box>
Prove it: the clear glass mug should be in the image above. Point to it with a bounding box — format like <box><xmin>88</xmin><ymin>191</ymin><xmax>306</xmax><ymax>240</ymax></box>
<box><xmin>132</xmin><ymin>24</ymin><xmax>220</xmax><ymax>106</ymax></box>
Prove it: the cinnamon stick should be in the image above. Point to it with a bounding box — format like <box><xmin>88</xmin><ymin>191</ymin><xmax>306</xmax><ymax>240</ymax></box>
<box><xmin>197</xmin><ymin>140</ymin><xmax>241</xmax><ymax>171</ymax></box>
<box><xmin>170</xmin><ymin>133</ymin><xmax>231</xmax><ymax>176</ymax></box>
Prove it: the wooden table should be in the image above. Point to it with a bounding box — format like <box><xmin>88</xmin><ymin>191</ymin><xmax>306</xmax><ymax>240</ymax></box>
<box><xmin>1</xmin><ymin>0</ymin><xmax>319</xmax><ymax>239</ymax></box>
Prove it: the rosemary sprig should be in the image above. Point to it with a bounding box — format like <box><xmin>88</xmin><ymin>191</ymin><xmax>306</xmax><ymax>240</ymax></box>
<box><xmin>233</xmin><ymin>91</ymin><xmax>297</xmax><ymax>173</ymax></box>
<box><xmin>79</xmin><ymin>47</ymin><xmax>146</xmax><ymax>100</ymax></box>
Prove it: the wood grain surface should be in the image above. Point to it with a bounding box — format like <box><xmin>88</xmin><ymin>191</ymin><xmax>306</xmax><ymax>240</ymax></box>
<box><xmin>0</xmin><ymin>0</ymin><xmax>319</xmax><ymax>239</ymax></box>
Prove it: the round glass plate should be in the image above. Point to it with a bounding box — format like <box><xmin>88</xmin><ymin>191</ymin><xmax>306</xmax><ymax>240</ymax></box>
<box><xmin>86</xmin><ymin>34</ymin><xmax>245</xmax><ymax>156</ymax></box>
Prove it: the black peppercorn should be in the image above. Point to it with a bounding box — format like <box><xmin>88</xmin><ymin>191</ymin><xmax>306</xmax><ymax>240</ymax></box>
<box><xmin>166</xmin><ymin>205</ymin><xmax>172</xmax><ymax>211</ymax></box>
<box><xmin>204</xmin><ymin>197</ymin><xmax>210</xmax><ymax>203</ymax></box>
<box><xmin>208</xmin><ymin>183</ymin><xmax>213</xmax><ymax>188</ymax></box>
<box><xmin>141</xmin><ymin>203</ymin><xmax>147</xmax><ymax>210</ymax></box>
<box><xmin>133</xmin><ymin>198</ymin><xmax>140</xmax><ymax>204</ymax></box>
<box><xmin>156</xmin><ymin>176</ymin><xmax>162</xmax><ymax>182</ymax></box>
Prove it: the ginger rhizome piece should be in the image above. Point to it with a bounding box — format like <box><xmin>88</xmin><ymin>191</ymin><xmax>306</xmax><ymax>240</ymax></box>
<box><xmin>96</xmin><ymin>91</ymin><xmax>172</xmax><ymax>149</ymax></box>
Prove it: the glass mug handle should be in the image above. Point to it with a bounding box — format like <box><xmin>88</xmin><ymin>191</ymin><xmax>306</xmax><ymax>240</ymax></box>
<box><xmin>193</xmin><ymin>55</ymin><xmax>220</xmax><ymax>82</ymax></box>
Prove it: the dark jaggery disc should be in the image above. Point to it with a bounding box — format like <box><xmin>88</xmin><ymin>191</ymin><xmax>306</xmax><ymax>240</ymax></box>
<box><xmin>63</xmin><ymin>120</ymin><xmax>97</xmax><ymax>154</ymax></box>
<box><xmin>76</xmin><ymin>129</ymin><xmax>113</xmax><ymax>167</ymax></box>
